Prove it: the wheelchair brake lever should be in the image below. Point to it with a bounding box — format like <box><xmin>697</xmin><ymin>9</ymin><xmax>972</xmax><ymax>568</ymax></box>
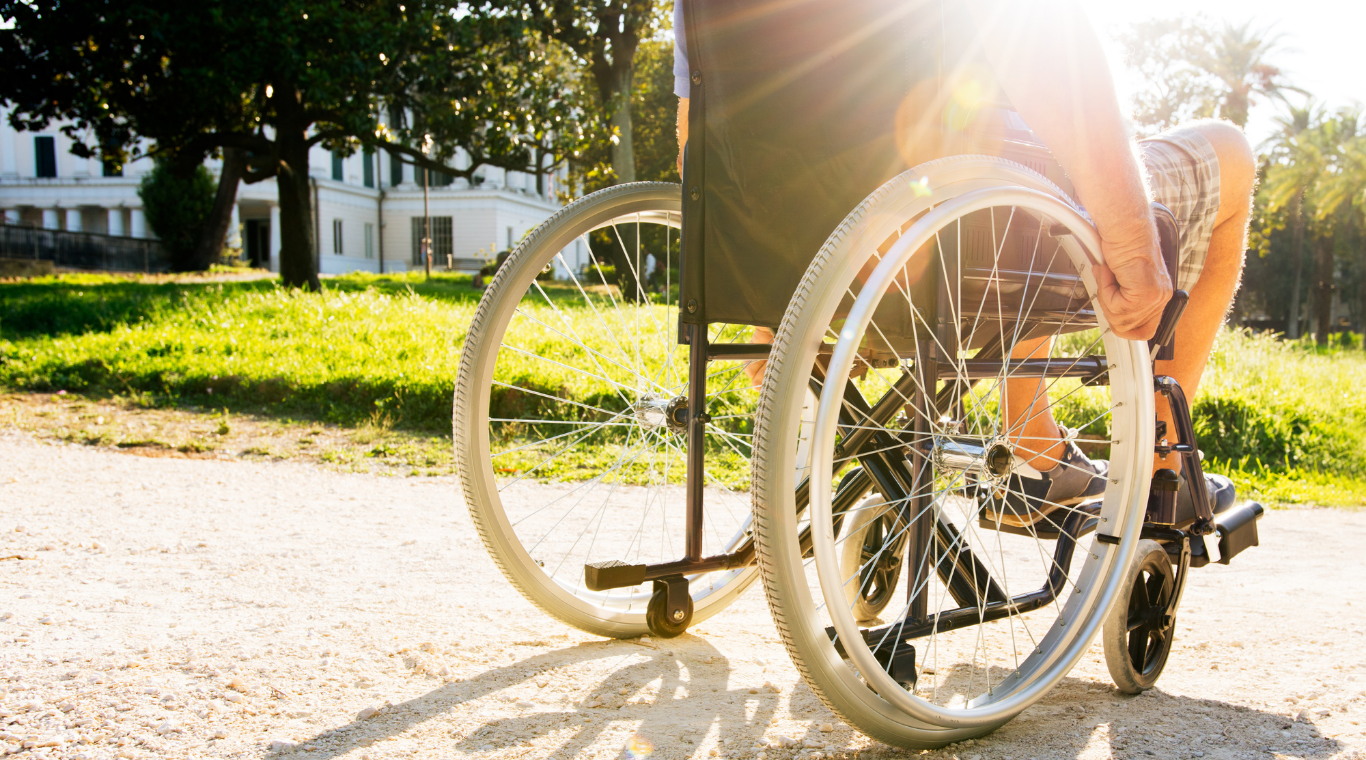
<box><xmin>1147</xmin><ymin>290</ymin><xmax>1188</xmax><ymax>362</ymax></box>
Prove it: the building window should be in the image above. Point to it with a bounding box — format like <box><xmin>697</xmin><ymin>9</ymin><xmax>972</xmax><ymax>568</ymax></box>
<box><xmin>390</xmin><ymin>155</ymin><xmax>404</xmax><ymax>187</ymax></box>
<box><xmin>363</xmin><ymin>149</ymin><xmax>375</xmax><ymax>188</ymax></box>
<box><xmin>331</xmin><ymin>151</ymin><xmax>344</xmax><ymax>182</ymax></box>
<box><xmin>507</xmin><ymin>226</ymin><xmax>514</xmax><ymax>250</ymax></box>
<box><xmin>364</xmin><ymin>222</ymin><xmax>375</xmax><ymax>259</ymax></box>
<box><xmin>102</xmin><ymin>158</ymin><xmax>123</xmax><ymax>177</ymax></box>
<box><xmin>411</xmin><ymin>216</ymin><xmax>452</xmax><ymax>265</ymax></box>
<box><xmin>35</xmin><ymin>136</ymin><xmax>57</xmax><ymax>178</ymax></box>
<box><xmin>332</xmin><ymin>219</ymin><xmax>343</xmax><ymax>255</ymax></box>
<box><xmin>429</xmin><ymin>170</ymin><xmax>453</xmax><ymax>187</ymax></box>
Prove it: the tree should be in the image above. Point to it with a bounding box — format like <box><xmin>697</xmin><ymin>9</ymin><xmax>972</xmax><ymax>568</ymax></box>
<box><xmin>1261</xmin><ymin>103</ymin><xmax>1324</xmax><ymax>338</ymax></box>
<box><xmin>137</xmin><ymin>158</ymin><xmax>216</xmax><ymax>270</ymax></box>
<box><xmin>1262</xmin><ymin>105</ymin><xmax>1366</xmax><ymax>343</ymax></box>
<box><xmin>565</xmin><ymin>36</ymin><xmax>677</xmax><ymax>299</ymax></box>
<box><xmin>1315</xmin><ymin>110</ymin><xmax>1366</xmax><ymax>336</ymax></box>
<box><xmin>1120</xmin><ymin>16</ymin><xmax>1301</xmax><ymax>132</ymax></box>
<box><xmin>0</xmin><ymin>0</ymin><xmax>587</xmax><ymax>289</ymax></box>
<box><xmin>522</xmin><ymin>0</ymin><xmax>665</xmax><ymax>184</ymax></box>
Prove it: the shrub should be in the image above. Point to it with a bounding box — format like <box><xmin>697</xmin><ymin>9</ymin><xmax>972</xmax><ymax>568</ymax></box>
<box><xmin>138</xmin><ymin>158</ymin><xmax>216</xmax><ymax>271</ymax></box>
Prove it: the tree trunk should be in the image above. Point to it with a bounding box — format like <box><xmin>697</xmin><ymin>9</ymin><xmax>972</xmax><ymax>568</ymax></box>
<box><xmin>1224</xmin><ymin>85</ymin><xmax>1251</xmax><ymax>130</ymax></box>
<box><xmin>1314</xmin><ymin>233</ymin><xmax>1334</xmax><ymax>345</ymax></box>
<box><xmin>189</xmin><ymin>148</ymin><xmax>245</xmax><ymax>271</ymax></box>
<box><xmin>276</xmin><ymin>126</ymin><xmax>319</xmax><ymax>291</ymax></box>
<box><xmin>1286</xmin><ymin>193</ymin><xmax>1305</xmax><ymax>338</ymax></box>
<box><xmin>609</xmin><ymin>63</ymin><xmax>636</xmax><ymax>183</ymax></box>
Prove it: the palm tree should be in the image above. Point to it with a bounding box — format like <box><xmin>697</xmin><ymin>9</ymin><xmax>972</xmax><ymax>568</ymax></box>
<box><xmin>1261</xmin><ymin>103</ymin><xmax>1325</xmax><ymax>338</ymax></box>
<box><xmin>1122</xmin><ymin>17</ymin><xmax>1304</xmax><ymax>131</ymax></box>
<box><xmin>1312</xmin><ymin>107</ymin><xmax>1366</xmax><ymax>337</ymax></box>
<box><xmin>1191</xmin><ymin>21</ymin><xmax>1303</xmax><ymax>129</ymax></box>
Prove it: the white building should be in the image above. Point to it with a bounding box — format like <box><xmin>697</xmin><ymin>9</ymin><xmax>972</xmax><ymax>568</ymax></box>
<box><xmin>0</xmin><ymin>108</ymin><xmax>579</xmax><ymax>275</ymax></box>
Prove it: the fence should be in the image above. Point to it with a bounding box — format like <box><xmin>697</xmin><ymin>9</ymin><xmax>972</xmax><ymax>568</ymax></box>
<box><xmin>0</xmin><ymin>223</ymin><xmax>171</xmax><ymax>273</ymax></box>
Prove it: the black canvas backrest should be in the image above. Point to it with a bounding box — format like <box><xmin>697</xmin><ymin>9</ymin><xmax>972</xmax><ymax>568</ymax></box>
<box><xmin>678</xmin><ymin>0</ymin><xmax>948</xmax><ymax>328</ymax></box>
<box><xmin>677</xmin><ymin>0</ymin><xmax>1074</xmax><ymax>329</ymax></box>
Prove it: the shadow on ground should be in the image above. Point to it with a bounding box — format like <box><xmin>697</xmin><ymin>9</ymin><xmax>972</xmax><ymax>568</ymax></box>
<box><xmin>272</xmin><ymin>634</ymin><xmax>1342</xmax><ymax>760</ymax></box>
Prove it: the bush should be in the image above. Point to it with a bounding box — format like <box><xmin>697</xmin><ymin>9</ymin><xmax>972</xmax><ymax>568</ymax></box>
<box><xmin>138</xmin><ymin>158</ymin><xmax>216</xmax><ymax>271</ymax></box>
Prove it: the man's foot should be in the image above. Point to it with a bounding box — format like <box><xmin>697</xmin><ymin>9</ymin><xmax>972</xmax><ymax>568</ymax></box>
<box><xmin>1173</xmin><ymin>471</ymin><xmax>1235</xmax><ymax>526</ymax></box>
<box><xmin>983</xmin><ymin>437</ymin><xmax>1109</xmax><ymax>528</ymax></box>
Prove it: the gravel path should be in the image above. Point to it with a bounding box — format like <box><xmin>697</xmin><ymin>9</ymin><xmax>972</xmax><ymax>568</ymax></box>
<box><xmin>2</xmin><ymin>430</ymin><xmax>1365</xmax><ymax>760</ymax></box>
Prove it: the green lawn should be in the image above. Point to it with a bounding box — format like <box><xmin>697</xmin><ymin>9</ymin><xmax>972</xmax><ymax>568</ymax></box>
<box><xmin>1</xmin><ymin>271</ymin><xmax>1362</xmax><ymax>505</ymax></box>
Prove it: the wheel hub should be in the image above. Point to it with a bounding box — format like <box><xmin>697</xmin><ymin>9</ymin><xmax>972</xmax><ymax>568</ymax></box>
<box><xmin>985</xmin><ymin>442</ymin><xmax>1015</xmax><ymax>477</ymax></box>
<box><xmin>633</xmin><ymin>395</ymin><xmax>689</xmax><ymax>433</ymax></box>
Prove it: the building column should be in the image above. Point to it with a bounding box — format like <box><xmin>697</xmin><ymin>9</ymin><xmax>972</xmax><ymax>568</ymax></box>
<box><xmin>65</xmin><ymin>208</ymin><xmax>82</xmax><ymax>232</ymax></box>
<box><xmin>130</xmin><ymin>208</ymin><xmax>146</xmax><ymax>238</ymax></box>
<box><xmin>227</xmin><ymin>203</ymin><xmax>242</xmax><ymax>249</ymax></box>
<box><xmin>269</xmin><ymin>204</ymin><xmax>282</xmax><ymax>273</ymax></box>
<box><xmin>0</xmin><ymin>121</ymin><xmax>16</xmax><ymax>179</ymax></box>
<box><xmin>42</xmin><ymin>209</ymin><xmax>60</xmax><ymax>230</ymax></box>
<box><xmin>107</xmin><ymin>208</ymin><xmax>125</xmax><ymax>236</ymax></box>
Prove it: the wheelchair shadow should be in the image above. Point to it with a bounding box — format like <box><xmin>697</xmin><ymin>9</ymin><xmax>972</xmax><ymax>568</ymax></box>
<box><xmin>270</xmin><ymin>636</ymin><xmax>786</xmax><ymax>760</ymax></box>
<box><xmin>986</xmin><ymin>672</ymin><xmax>1348</xmax><ymax>760</ymax></box>
<box><xmin>265</xmin><ymin>637</ymin><xmax>1348</xmax><ymax>760</ymax></box>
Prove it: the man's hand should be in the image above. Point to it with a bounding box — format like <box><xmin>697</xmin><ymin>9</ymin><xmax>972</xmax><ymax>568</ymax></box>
<box><xmin>1092</xmin><ymin>225</ymin><xmax>1172</xmax><ymax>340</ymax></box>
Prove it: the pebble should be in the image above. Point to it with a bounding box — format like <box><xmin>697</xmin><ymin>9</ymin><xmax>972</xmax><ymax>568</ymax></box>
<box><xmin>0</xmin><ymin>611</ymin><xmax>11</xmax><ymax>621</ymax></box>
<box><xmin>268</xmin><ymin>739</ymin><xmax>298</xmax><ymax>751</ymax></box>
<box><xmin>226</xmin><ymin>677</ymin><xmax>248</xmax><ymax>692</ymax></box>
<box><xmin>357</xmin><ymin>706</ymin><xmax>380</xmax><ymax>720</ymax></box>
<box><xmin>155</xmin><ymin>720</ymin><xmax>178</xmax><ymax>735</ymax></box>
<box><xmin>222</xmin><ymin>691</ymin><xmax>243</xmax><ymax>704</ymax></box>
<box><xmin>38</xmin><ymin>616</ymin><xmax>54</xmax><ymax>625</ymax></box>
<box><xmin>211</xmin><ymin>729</ymin><xmax>229</xmax><ymax>739</ymax></box>
<box><xmin>819</xmin><ymin>723</ymin><xmax>834</xmax><ymax>733</ymax></box>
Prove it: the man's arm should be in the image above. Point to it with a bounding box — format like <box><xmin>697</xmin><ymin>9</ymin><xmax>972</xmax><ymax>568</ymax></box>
<box><xmin>964</xmin><ymin>0</ymin><xmax>1171</xmax><ymax>340</ymax></box>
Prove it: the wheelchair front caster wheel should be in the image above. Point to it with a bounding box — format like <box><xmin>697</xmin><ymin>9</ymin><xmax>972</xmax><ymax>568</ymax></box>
<box><xmin>646</xmin><ymin>582</ymin><xmax>693</xmax><ymax>638</ymax></box>
<box><xmin>1104</xmin><ymin>539</ymin><xmax>1178</xmax><ymax>694</ymax></box>
<box><xmin>838</xmin><ymin>496</ymin><xmax>907</xmax><ymax>624</ymax></box>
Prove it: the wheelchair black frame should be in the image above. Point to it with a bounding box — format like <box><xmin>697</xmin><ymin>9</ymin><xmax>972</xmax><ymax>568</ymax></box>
<box><xmin>580</xmin><ymin>184</ymin><xmax>1264</xmax><ymax>648</ymax></box>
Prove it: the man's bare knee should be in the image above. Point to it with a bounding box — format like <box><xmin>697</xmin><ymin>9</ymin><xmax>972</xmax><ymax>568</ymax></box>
<box><xmin>1189</xmin><ymin>121</ymin><xmax>1256</xmax><ymax>225</ymax></box>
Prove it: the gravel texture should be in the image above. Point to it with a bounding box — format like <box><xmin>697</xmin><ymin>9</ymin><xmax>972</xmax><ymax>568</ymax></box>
<box><xmin>2</xmin><ymin>429</ymin><xmax>1365</xmax><ymax>760</ymax></box>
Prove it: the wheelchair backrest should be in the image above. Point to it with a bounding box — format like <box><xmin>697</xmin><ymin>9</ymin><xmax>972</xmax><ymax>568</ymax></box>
<box><xmin>678</xmin><ymin>0</ymin><xmax>1076</xmax><ymax>330</ymax></box>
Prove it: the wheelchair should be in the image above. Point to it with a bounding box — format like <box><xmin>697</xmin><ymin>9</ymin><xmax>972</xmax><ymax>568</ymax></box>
<box><xmin>452</xmin><ymin>0</ymin><xmax>1265</xmax><ymax>747</ymax></box>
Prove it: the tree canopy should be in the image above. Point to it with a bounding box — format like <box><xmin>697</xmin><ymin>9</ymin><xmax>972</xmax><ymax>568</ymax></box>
<box><xmin>1120</xmin><ymin>16</ymin><xmax>1301</xmax><ymax>132</ymax></box>
<box><xmin>0</xmin><ymin>0</ymin><xmax>592</xmax><ymax>288</ymax></box>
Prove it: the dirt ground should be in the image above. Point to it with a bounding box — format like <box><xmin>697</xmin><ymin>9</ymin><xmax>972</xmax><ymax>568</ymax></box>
<box><xmin>2</xmin><ymin>429</ymin><xmax>1365</xmax><ymax>760</ymax></box>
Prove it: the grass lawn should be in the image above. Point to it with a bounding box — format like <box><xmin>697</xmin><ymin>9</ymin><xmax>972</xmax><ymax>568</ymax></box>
<box><xmin>1</xmin><ymin>271</ymin><xmax>1363</xmax><ymax>505</ymax></box>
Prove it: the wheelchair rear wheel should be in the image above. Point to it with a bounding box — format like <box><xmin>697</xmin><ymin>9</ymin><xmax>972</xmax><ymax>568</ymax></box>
<box><xmin>753</xmin><ymin>156</ymin><xmax>1155</xmax><ymax>746</ymax></box>
<box><xmin>454</xmin><ymin>183</ymin><xmax>760</xmax><ymax>638</ymax></box>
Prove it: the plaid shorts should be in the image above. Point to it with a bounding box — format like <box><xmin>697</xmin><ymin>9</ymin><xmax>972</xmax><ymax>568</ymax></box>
<box><xmin>1138</xmin><ymin>127</ymin><xmax>1222</xmax><ymax>291</ymax></box>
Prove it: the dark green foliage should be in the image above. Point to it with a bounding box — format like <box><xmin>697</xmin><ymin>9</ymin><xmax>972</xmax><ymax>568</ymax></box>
<box><xmin>1193</xmin><ymin>393</ymin><xmax>1360</xmax><ymax>477</ymax></box>
<box><xmin>138</xmin><ymin>160</ymin><xmax>217</xmax><ymax>271</ymax></box>
<box><xmin>0</xmin><ymin>0</ymin><xmax>592</xmax><ymax>289</ymax></box>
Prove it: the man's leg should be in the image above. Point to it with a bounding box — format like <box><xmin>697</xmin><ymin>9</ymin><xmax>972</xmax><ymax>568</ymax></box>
<box><xmin>1000</xmin><ymin>121</ymin><xmax>1256</xmax><ymax>475</ymax></box>
<box><xmin>1152</xmin><ymin>122</ymin><xmax>1255</xmax><ymax>472</ymax></box>
<box><xmin>1003</xmin><ymin>336</ymin><xmax>1067</xmax><ymax>470</ymax></box>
